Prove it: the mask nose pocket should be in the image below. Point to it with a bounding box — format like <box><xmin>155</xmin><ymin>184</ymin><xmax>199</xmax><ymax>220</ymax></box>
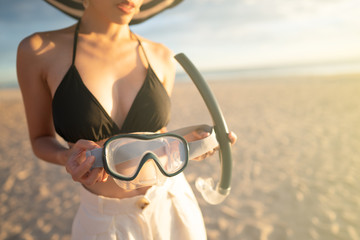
<box><xmin>136</xmin><ymin>158</ymin><xmax>164</xmax><ymax>185</ymax></box>
<box><xmin>113</xmin><ymin>157</ymin><xmax>166</xmax><ymax>190</ymax></box>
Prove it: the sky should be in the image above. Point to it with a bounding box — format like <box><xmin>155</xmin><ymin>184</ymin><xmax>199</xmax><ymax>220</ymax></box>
<box><xmin>1</xmin><ymin>0</ymin><xmax>360</xmax><ymax>86</ymax></box>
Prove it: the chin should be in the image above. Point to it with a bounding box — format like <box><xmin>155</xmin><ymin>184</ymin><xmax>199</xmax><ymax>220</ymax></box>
<box><xmin>109</xmin><ymin>14</ymin><xmax>134</xmax><ymax>25</ymax></box>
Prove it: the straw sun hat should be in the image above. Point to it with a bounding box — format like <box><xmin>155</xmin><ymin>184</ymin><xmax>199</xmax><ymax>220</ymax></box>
<box><xmin>44</xmin><ymin>0</ymin><xmax>183</xmax><ymax>24</ymax></box>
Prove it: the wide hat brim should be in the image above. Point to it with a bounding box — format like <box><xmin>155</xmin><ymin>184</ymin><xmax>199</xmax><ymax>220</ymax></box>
<box><xmin>44</xmin><ymin>0</ymin><xmax>183</xmax><ymax>25</ymax></box>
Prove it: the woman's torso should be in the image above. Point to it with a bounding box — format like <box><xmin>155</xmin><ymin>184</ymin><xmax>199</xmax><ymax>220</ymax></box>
<box><xmin>41</xmin><ymin>23</ymin><xmax>172</xmax><ymax>198</ymax></box>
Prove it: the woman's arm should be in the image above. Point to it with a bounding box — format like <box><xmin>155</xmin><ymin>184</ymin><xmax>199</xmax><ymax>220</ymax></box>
<box><xmin>17</xmin><ymin>34</ymin><xmax>107</xmax><ymax>185</ymax></box>
<box><xmin>17</xmin><ymin>34</ymin><xmax>70</xmax><ymax>165</ymax></box>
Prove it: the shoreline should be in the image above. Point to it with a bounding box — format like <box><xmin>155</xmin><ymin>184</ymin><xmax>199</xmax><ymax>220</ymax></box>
<box><xmin>2</xmin><ymin>71</ymin><xmax>360</xmax><ymax>91</ymax></box>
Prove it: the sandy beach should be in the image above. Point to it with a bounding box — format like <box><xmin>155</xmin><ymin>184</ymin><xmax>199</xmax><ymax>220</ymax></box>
<box><xmin>1</xmin><ymin>74</ymin><xmax>360</xmax><ymax>240</ymax></box>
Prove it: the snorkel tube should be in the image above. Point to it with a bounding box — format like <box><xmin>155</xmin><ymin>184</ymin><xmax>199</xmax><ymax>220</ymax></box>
<box><xmin>174</xmin><ymin>53</ymin><xmax>232</xmax><ymax>205</ymax></box>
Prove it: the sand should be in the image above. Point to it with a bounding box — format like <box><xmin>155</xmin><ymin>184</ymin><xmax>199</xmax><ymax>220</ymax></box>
<box><xmin>1</xmin><ymin>74</ymin><xmax>360</xmax><ymax>240</ymax></box>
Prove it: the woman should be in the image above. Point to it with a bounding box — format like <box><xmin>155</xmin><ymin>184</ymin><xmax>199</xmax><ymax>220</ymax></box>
<box><xmin>17</xmin><ymin>0</ymin><xmax>237</xmax><ymax>239</ymax></box>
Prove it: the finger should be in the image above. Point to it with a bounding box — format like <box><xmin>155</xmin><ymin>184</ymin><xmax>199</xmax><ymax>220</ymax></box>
<box><xmin>68</xmin><ymin>141</ymin><xmax>99</xmax><ymax>167</ymax></box>
<box><xmin>83</xmin><ymin>168</ymin><xmax>103</xmax><ymax>185</ymax></box>
<box><xmin>88</xmin><ymin>167</ymin><xmax>108</xmax><ymax>182</ymax></box>
<box><xmin>187</xmin><ymin>130</ymin><xmax>210</xmax><ymax>142</ymax></box>
<box><xmin>195</xmin><ymin>130</ymin><xmax>210</xmax><ymax>139</ymax></box>
<box><xmin>101</xmin><ymin>170</ymin><xmax>109</xmax><ymax>182</ymax></box>
<box><xmin>74</xmin><ymin>139</ymin><xmax>100</xmax><ymax>152</ymax></box>
<box><xmin>72</xmin><ymin>156</ymin><xmax>95</xmax><ymax>182</ymax></box>
<box><xmin>73</xmin><ymin>150</ymin><xmax>88</xmax><ymax>165</ymax></box>
<box><xmin>66</xmin><ymin>150</ymin><xmax>86</xmax><ymax>174</ymax></box>
<box><xmin>228</xmin><ymin>132</ymin><xmax>237</xmax><ymax>145</ymax></box>
<box><xmin>192</xmin><ymin>156</ymin><xmax>203</xmax><ymax>161</ymax></box>
<box><xmin>192</xmin><ymin>148</ymin><xmax>216</xmax><ymax>161</ymax></box>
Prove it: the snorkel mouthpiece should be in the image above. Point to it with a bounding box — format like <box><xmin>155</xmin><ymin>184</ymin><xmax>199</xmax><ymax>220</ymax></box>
<box><xmin>175</xmin><ymin>53</ymin><xmax>232</xmax><ymax>205</ymax></box>
<box><xmin>195</xmin><ymin>177</ymin><xmax>230</xmax><ymax>205</ymax></box>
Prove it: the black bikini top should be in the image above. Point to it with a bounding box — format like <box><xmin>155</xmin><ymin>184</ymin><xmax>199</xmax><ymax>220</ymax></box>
<box><xmin>52</xmin><ymin>22</ymin><xmax>171</xmax><ymax>143</ymax></box>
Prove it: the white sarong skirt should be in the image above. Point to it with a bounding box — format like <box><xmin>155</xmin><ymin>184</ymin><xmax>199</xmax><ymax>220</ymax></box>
<box><xmin>71</xmin><ymin>173</ymin><xmax>207</xmax><ymax>240</ymax></box>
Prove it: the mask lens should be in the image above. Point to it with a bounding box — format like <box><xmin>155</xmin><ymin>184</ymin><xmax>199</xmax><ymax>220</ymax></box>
<box><xmin>157</xmin><ymin>136</ymin><xmax>187</xmax><ymax>174</ymax></box>
<box><xmin>104</xmin><ymin>135</ymin><xmax>188</xmax><ymax>180</ymax></box>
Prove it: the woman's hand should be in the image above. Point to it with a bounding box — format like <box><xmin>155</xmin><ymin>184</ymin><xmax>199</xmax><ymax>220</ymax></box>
<box><xmin>228</xmin><ymin>131</ymin><xmax>237</xmax><ymax>145</ymax></box>
<box><xmin>185</xmin><ymin>129</ymin><xmax>237</xmax><ymax>161</ymax></box>
<box><xmin>65</xmin><ymin>140</ymin><xmax>108</xmax><ymax>185</ymax></box>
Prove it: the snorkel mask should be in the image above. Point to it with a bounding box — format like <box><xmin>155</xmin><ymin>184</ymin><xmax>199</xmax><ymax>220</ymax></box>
<box><xmin>88</xmin><ymin>125</ymin><xmax>218</xmax><ymax>190</ymax></box>
<box><xmin>88</xmin><ymin>53</ymin><xmax>233</xmax><ymax>204</ymax></box>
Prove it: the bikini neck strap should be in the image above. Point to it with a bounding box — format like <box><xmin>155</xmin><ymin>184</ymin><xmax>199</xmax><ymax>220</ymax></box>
<box><xmin>71</xmin><ymin>21</ymin><xmax>81</xmax><ymax>66</ymax></box>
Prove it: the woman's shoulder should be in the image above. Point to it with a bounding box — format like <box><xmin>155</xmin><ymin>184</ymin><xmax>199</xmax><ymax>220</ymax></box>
<box><xmin>135</xmin><ymin>35</ymin><xmax>176</xmax><ymax>94</ymax></box>
<box><xmin>17</xmin><ymin>25</ymin><xmax>75</xmax><ymax>61</ymax></box>
<box><xmin>136</xmin><ymin>35</ymin><xmax>174</xmax><ymax>63</ymax></box>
